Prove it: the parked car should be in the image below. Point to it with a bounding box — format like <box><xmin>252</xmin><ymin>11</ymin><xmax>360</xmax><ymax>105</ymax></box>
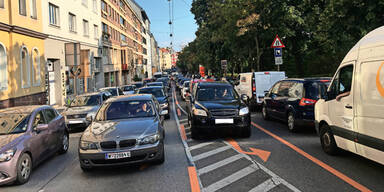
<box><xmin>121</xmin><ymin>85</ymin><xmax>136</xmax><ymax>95</ymax></box>
<box><xmin>315</xmin><ymin>26</ymin><xmax>384</xmax><ymax>165</ymax></box>
<box><xmin>132</xmin><ymin>82</ymin><xmax>145</xmax><ymax>89</ymax></box>
<box><xmin>235</xmin><ymin>71</ymin><xmax>286</xmax><ymax>109</ymax></box>
<box><xmin>78</xmin><ymin>95</ymin><xmax>166</xmax><ymax>171</ymax></box>
<box><xmin>181</xmin><ymin>81</ymin><xmax>190</xmax><ymax>100</ymax></box>
<box><xmin>137</xmin><ymin>87</ymin><xmax>170</xmax><ymax>119</ymax></box>
<box><xmin>0</xmin><ymin>105</ymin><xmax>68</xmax><ymax>185</ymax></box>
<box><xmin>187</xmin><ymin>81</ymin><xmax>251</xmax><ymax>138</ymax></box>
<box><xmin>99</xmin><ymin>87</ymin><xmax>124</xmax><ymax>97</ymax></box>
<box><xmin>262</xmin><ymin>78</ymin><xmax>331</xmax><ymax>132</ymax></box>
<box><xmin>64</xmin><ymin>92</ymin><xmax>111</xmax><ymax>131</ymax></box>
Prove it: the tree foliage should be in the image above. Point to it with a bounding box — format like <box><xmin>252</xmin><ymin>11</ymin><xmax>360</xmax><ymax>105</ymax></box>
<box><xmin>177</xmin><ymin>0</ymin><xmax>384</xmax><ymax>77</ymax></box>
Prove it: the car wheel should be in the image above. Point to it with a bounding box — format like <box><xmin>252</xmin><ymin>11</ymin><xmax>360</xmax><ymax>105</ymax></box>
<box><xmin>287</xmin><ymin>112</ymin><xmax>297</xmax><ymax>132</ymax></box>
<box><xmin>320</xmin><ymin>124</ymin><xmax>339</xmax><ymax>155</ymax></box>
<box><xmin>16</xmin><ymin>153</ymin><xmax>32</xmax><ymax>184</ymax></box>
<box><xmin>240</xmin><ymin>126</ymin><xmax>251</xmax><ymax>138</ymax></box>
<box><xmin>262</xmin><ymin>105</ymin><xmax>270</xmax><ymax>120</ymax></box>
<box><xmin>58</xmin><ymin>131</ymin><xmax>69</xmax><ymax>154</ymax></box>
<box><xmin>154</xmin><ymin>143</ymin><xmax>165</xmax><ymax>165</ymax></box>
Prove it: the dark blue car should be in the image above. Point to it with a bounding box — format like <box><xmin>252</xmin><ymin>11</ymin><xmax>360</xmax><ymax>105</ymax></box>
<box><xmin>262</xmin><ymin>78</ymin><xmax>330</xmax><ymax>132</ymax></box>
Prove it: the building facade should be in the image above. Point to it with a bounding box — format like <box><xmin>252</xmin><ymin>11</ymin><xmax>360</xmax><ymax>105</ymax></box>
<box><xmin>42</xmin><ymin>0</ymin><xmax>102</xmax><ymax>106</ymax></box>
<box><xmin>150</xmin><ymin>33</ymin><xmax>160</xmax><ymax>74</ymax></box>
<box><xmin>0</xmin><ymin>0</ymin><xmax>48</xmax><ymax>109</ymax></box>
<box><xmin>159</xmin><ymin>47</ymin><xmax>172</xmax><ymax>70</ymax></box>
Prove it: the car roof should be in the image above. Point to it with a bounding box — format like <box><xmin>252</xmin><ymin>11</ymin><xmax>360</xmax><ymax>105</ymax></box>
<box><xmin>139</xmin><ymin>86</ymin><xmax>163</xmax><ymax>90</ymax></box>
<box><xmin>148</xmin><ymin>82</ymin><xmax>163</xmax><ymax>85</ymax></box>
<box><xmin>77</xmin><ymin>92</ymin><xmax>103</xmax><ymax>96</ymax></box>
<box><xmin>282</xmin><ymin>77</ymin><xmax>332</xmax><ymax>82</ymax></box>
<box><xmin>106</xmin><ymin>94</ymin><xmax>153</xmax><ymax>103</ymax></box>
<box><xmin>0</xmin><ymin>105</ymin><xmax>48</xmax><ymax>114</ymax></box>
<box><xmin>100</xmin><ymin>87</ymin><xmax>118</xmax><ymax>90</ymax></box>
<box><xmin>198</xmin><ymin>81</ymin><xmax>231</xmax><ymax>86</ymax></box>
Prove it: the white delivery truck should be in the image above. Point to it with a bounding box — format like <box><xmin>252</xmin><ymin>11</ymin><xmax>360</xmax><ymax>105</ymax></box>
<box><xmin>235</xmin><ymin>71</ymin><xmax>285</xmax><ymax>108</ymax></box>
<box><xmin>315</xmin><ymin>26</ymin><xmax>384</xmax><ymax>165</ymax></box>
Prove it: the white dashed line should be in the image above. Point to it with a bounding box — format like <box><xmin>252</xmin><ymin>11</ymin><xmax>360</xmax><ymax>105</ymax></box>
<box><xmin>189</xmin><ymin>142</ymin><xmax>215</xmax><ymax>151</ymax></box>
<box><xmin>192</xmin><ymin>146</ymin><xmax>231</xmax><ymax>161</ymax></box>
<box><xmin>198</xmin><ymin>154</ymin><xmax>244</xmax><ymax>176</ymax></box>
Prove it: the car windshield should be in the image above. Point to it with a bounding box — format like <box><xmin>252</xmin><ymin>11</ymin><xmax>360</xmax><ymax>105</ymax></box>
<box><xmin>148</xmin><ymin>83</ymin><xmax>163</xmax><ymax>87</ymax></box>
<box><xmin>138</xmin><ymin>88</ymin><xmax>165</xmax><ymax>97</ymax></box>
<box><xmin>123</xmin><ymin>86</ymin><xmax>134</xmax><ymax>91</ymax></box>
<box><xmin>0</xmin><ymin>114</ymin><xmax>30</xmax><ymax>135</ymax></box>
<box><xmin>95</xmin><ymin>100</ymin><xmax>155</xmax><ymax>121</ymax></box>
<box><xmin>70</xmin><ymin>95</ymin><xmax>101</xmax><ymax>107</ymax></box>
<box><xmin>184</xmin><ymin>82</ymin><xmax>190</xmax><ymax>87</ymax></box>
<box><xmin>101</xmin><ymin>88</ymin><xmax>118</xmax><ymax>96</ymax></box>
<box><xmin>196</xmin><ymin>86</ymin><xmax>238</xmax><ymax>101</ymax></box>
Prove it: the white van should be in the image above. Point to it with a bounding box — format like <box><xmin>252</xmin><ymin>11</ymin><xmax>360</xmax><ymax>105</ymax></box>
<box><xmin>315</xmin><ymin>26</ymin><xmax>384</xmax><ymax>165</ymax></box>
<box><xmin>235</xmin><ymin>71</ymin><xmax>285</xmax><ymax>107</ymax></box>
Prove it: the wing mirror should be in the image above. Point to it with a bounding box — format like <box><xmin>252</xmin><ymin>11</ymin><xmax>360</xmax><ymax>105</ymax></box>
<box><xmin>241</xmin><ymin>94</ymin><xmax>249</xmax><ymax>102</ymax></box>
<box><xmin>35</xmin><ymin>124</ymin><xmax>49</xmax><ymax>133</ymax></box>
<box><xmin>264</xmin><ymin>91</ymin><xmax>269</xmax><ymax>97</ymax></box>
<box><xmin>160</xmin><ymin>110</ymin><xmax>168</xmax><ymax>116</ymax></box>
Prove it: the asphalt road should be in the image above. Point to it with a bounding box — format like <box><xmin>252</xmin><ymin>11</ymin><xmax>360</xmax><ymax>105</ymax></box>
<box><xmin>173</xmin><ymin>86</ymin><xmax>384</xmax><ymax>192</ymax></box>
<box><xmin>1</xmin><ymin>92</ymin><xmax>191</xmax><ymax>192</ymax></box>
<box><xmin>2</xmin><ymin>85</ymin><xmax>384</xmax><ymax>192</ymax></box>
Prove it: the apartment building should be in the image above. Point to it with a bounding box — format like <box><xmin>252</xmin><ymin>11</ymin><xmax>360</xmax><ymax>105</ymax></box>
<box><xmin>160</xmin><ymin>47</ymin><xmax>172</xmax><ymax>70</ymax></box>
<box><xmin>0</xmin><ymin>0</ymin><xmax>48</xmax><ymax>109</ymax></box>
<box><xmin>42</xmin><ymin>0</ymin><xmax>102</xmax><ymax>105</ymax></box>
<box><xmin>150</xmin><ymin>33</ymin><xmax>160</xmax><ymax>74</ymax></box>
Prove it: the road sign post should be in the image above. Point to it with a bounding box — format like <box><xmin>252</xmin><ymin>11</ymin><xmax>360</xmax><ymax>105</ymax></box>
<box><xmin>221</xmin><ymin>60</ymin><xmax>227</xmax><ymax>77</ymax></box>
<box><xmin>271</xmin><ymin>35</ymin><xmax>285</xmax><ymax>71</ymax></box>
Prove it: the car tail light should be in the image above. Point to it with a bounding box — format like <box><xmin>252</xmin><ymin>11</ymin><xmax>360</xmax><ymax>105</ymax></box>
<box><xmin>299</xmin><ymin>98</ymin><xmax>317</xmax><ymax>106</ymax></box>
<box><xmin>264</xmin><ymin>72</ymin><xmax>270</xmax><ymax>75</ymax></box>
<box><xmin>252</xmin><ymin>82</ymin><xmax>256</xmax><ymax>92</ymax></box>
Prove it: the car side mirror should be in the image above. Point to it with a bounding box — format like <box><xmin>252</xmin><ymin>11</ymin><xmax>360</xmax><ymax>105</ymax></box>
<box><xmin>35</xmin><ymin>124</ymin><xmax>49</xmax><ymax>133</ymax></box>
<box><xmin>241</xmin><ymin>94</ymin><xmax>249</xmax><ymax>102</ymax></box>
<box><xmin>234</xmin><ymin>81</ymin><xmax>240</xmax><ymax>86</ymax></box>
<box><xmin>264</xmin><ymin>91</ymin><xmax>269</xmax><ymax>97</ymax></box>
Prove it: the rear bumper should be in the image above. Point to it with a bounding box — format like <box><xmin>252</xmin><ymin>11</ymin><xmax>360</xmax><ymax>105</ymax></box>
<box><xmin>66</xmin><ymin>118</ymin><xmax>90</xmax><ymax>131</ymax></box>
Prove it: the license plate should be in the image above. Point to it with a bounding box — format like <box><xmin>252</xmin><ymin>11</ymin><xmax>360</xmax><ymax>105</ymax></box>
<box><xmin>105</xmin><ymin>151</ymin><xmax>131</xmax><ymax>159</ymax></box>
<box><xmin>68</xmin><ymin>120</ymin><xmax>83</xmax><ymax>124</ymax></box>
<box><xmin>215</xmin><ymin>119</ymin><xmax>234</xmax><ymax>124</ymax></box>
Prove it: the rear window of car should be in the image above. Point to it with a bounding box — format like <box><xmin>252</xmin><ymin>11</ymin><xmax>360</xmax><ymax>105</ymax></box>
<box><xmin>304</xmin><ymin>82</ymin><xmax>320</xmax><ymax>100</ymax></box>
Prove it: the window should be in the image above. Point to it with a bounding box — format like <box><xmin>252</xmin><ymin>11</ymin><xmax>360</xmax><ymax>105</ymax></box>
<box><xmin>83</xmin><ymin>19</ymin><xmax>89</xmax><ymax>37</ymax></box>
<box><xmin>49</xmin><ymin>3</ymin><xmax>59</xmax><ymax>26</ymax></box>
<box><xmin>143</xmin><ymin>37</ymin><xmax>147</xmax><ymax>45</ymax></box>
<box><xmin>0</xmin><ymin>43</ymin><xmax>7</xmax><ymax>90</ymax></box>
<box><xmin>270</xmin><ymin>82</ymin><xmax>280</xmax><ymax>95</ymax></box>
<box><xmin>0</xmin><ymin>0</ymin><xmax>4</xmax><ymax>8</ymax></box>
<box><xmin>32</xmin><ymin>48</ymin><xmax>40</xmax><ymax>86</ymax></box>
<box><xmin>30</xmin><ymin>0</ymin><xmax>37</xmax><ymax>19</ymax></box>
<box><xmin>33</xmin><ymin>111</ymin><xmax>46</xmax><ymax>129</ymax></box>
<box><xmin>44</xmin><ymin>109</ymin><xmax>57</xmax><ymax>123</ymax></box>
<box><xmin>19</xmin><ymin>0</ymin><xmax>26</xmax><ymax>16</ymax></box>
<box><xmin>94</xmin><ymin>25</ymin><xmax>99</xmax><ymax>39</ymax></box>
<box><xmin>82</xmin><ymin>0</ymin><xmax>88</xmax><ymax>7</ymax></box>
<box><xmin>102</xmin><ymin>22</ymin><xmax>108</xmax><ymax>33</ymax></box>
<box><xmin>121</xmin><ymin>34</ymin><xmax>126</xmax><ymax>42</ymax></box>
<box><xmin>329</xmin><ymin>65</ymin><xmax>354</xmax><ymax>100</ymax></box>
<box><xmin>20</xmin><ymin>46</ymin><xmax>30</xmax><ymax>88</ymax></box>
<box><xmin>143</xmin><ymin>48</ymin><xmax>147</xmax><ymax>55</ymax></box>
<box><xmin>92</xmin><ymin>0</ymin><xmax>97</xmax><ymax>13</ymax></box>
<box><xmin>119</xmin><ymin>16</ymin><xmax>125</xmax><ymax>26</ymax></box>
<box><xmin>101</xmin><ymin>0</ymin><xmax>106</xmax><ymax>12</ymax></box>
<box><xmin>68</xmin><ymin>13</ymin><xmax>76</xmax><ymax>32</ymax></box>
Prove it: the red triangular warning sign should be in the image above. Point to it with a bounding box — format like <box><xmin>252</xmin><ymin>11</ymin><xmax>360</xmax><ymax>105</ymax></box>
<box><xmin>271</xmin><ymin>35</ymin><xmax>285</xmax><ymax>48</ymax></box>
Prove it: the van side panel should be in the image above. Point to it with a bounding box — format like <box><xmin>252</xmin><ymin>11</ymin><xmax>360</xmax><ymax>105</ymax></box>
<box><xmin>356</xmin><ymin>60</ymin><xmax>384</xmax><ymax>164</ymax></box>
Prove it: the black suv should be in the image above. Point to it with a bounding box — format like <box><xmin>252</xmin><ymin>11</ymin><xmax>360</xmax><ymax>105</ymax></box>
<box><xmin>262</xmin><ymin>78</ymin><xmax>331</xmax><ymax>132</ymax></box>
<box><xmin>187</xmin><ymin>81</ymin><xmax>251</xmax><ymax>138</ymax></box>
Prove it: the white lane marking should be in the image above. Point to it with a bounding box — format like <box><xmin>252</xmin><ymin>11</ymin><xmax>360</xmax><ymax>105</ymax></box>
<box><xmin>180</xmin><ymin>119</ymin><xmax>188</xmax><ymax>123</ymax></box>
<box><xmin>69</xmin><ymin>133</ymin><xmax>82</xmax><ymax>138</ymax></box>
<box><xmin>204</xmin><ymin>164</ymin><xmax>259</xmax><ymax>192</ymax></box>
<box><xmin>222</xmin><ymin>140</ymin><xmax>301</xmax><ymax>192</ymax></box>
<box><xmin>186</xmin><ymin>132</ymin><xmax>191</xmax><ymax>136</ymax></box>
<box><xmin>249</xmin><ymin>178</ymin><xmax>279</xmax><ymax>192</ymax></box>
<box><xmin>198</xmin><ymin>154</ymin><xmax>243</xmax><ymax>176</ymax></box>
<box><xmin>189</xmin><ymin>142</ymin><xmax>215</xmax><ymax>151</ymax></box>
<box><xmin>192</xmin><ymin>146</ymin><xmax>231</xmax><ymax>161</ymax></box>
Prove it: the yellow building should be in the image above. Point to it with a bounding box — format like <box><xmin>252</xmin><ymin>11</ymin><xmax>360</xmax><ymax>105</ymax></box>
<box><xmin>0</xmin><ymin>0</ymin><xmax>47</xmax><ymax>109</ymax></box>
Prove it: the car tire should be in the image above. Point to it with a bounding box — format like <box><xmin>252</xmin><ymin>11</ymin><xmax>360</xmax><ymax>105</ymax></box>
<box><xmin>262</xmin><ymin>105</ymin><xmax>270</xmax><ymax>120</ymax></box>
<box><xmin>16</xmin><ymin>153</ymin><xmax>32</xmax><ymax>185</ymax></box>
<box><xmin>58</xmin><ymin>131</ymin><xmax>69</xmax><ymax>154</ymax></box>
<box><xmin>287</xmin><ymin>112</ymin><xmax>297</xmax><ymax>132</ymax></box>
<box><xmin>154</xmin><ymin>143</ymin><xmax>165</xmax><ymax>165</ymax></box>
<box><xmin>320</xmin><ymin>124</ymin><xmax>339</xmax><ymax>155</ymax></box>
<box><xmin>240</xmin><ymin>126</ymin><xmax>251</xmax><ymax>138</ymax></box>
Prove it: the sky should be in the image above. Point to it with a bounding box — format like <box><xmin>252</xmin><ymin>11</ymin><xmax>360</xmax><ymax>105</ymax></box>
<box><xmin>135</xmin><ymin>0</ymin><xmax>197</xmax><ymax>51</ymax></box>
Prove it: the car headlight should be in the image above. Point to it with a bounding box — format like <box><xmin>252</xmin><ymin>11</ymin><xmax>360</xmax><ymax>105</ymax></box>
<box><xmin>80</xmin><ymin>140</ymin><xmax>98</xmax><ymax>150</ymax></box>
<box><xmin>193</xmin><ymin>108</ymin><xmax>207</xmax><ymax>117</ymax></box>
<box><xmin>239</xmin><ymin>107</ymin><xmax>249</xmax><ymax>116</ymax></box>
<box><xmin>138</xmin><ymin>134</ymin><xmax>160</xmax><ymax>145</ymax></box>
<box><xmin>0</xmin><ymin>149</ymin><xmax>16</xmax><ymax>162</ymax></box>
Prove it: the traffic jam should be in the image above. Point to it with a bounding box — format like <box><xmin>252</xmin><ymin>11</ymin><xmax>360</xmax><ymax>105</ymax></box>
<box><xmin>1</xmin><ymin>27</ymin><xmax>384</xmax><ymax>192</ymax></box>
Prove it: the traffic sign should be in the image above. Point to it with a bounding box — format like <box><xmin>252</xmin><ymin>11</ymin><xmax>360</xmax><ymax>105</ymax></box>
<box><xmin>221</xmin><ymin>60</ymin><xmax>227</xmax><ymax>70</ymax></box>
<box><xmin>274</xmin><ymin>48</ymin><xmax>282</xmax><ymax>57</ymax></box>
<box><xmin>275</xmin><ymin>57</ymin><xmax>283</xmax><ymax>65</ymax></box>
<box><xmin>271</xmin><ymin>35</ymin><xmax>285</xmax><ymax>48</ymax></box>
